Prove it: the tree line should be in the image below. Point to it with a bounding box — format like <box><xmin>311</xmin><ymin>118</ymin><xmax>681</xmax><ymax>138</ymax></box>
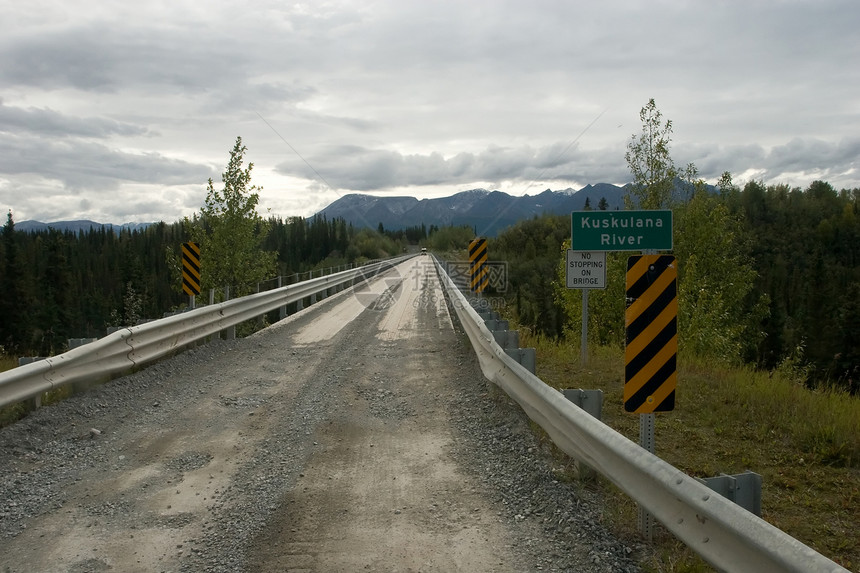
<box><xmin>0</xmin><ymin>211</ymin><xmax>416</xmax><ymax>357</ymax></box>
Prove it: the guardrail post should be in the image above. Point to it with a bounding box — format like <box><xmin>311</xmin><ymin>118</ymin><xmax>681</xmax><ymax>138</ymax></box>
<box><xmin>484</xmin><ymin>318</ymin><xmax>509</xmax><ymax>331</ymax></box>
<box><xmin>17</xmin><ymin>357</ymin><xmax>47</xmax><ymax>408</ymax></box>
<box><xmin>222</xmin><ymin>286</ymin><xmax>235</xmax><ymax>340</ymax></box>
<box><xmin>207</xmin><ymin>289</ymin><xmax>216</xmax><ymax>342</ymax></box>
<box><xmin>294</xmin><ymin>274</ymin><xmax>303</xmax><ymax>311</ymax></box>
<box><xmin>278</xmin><ymin>276</ymin><xmax>287</xmax><ymax>320</ymax></box>
<box><xmin>319</xmin><ymin>269</ymin><xmax>329</xmax><ymax>299</ymax></box>
<box><xmin>492</xmin><ymin>329</ymin><xmax>519</xmax><ymax>349</ymax></box>
<box><xmin>310</xmin><ymin>270</ymin><xmax>317</xmax><ymax>304</ymax></box>
<box><xmin>697</xmin><ymin>471</ymin><xmax>762</xmax><ymax>517</ymax></box>
<box><xmin>68</xmin><ymin>338</ymin><xmax>98</xmax><ymax>349</ymax></box>
<box><xmin>477</xmin><ymin>309</ymin><xmax>501</xmax><ymax>321</ymax></box>
<box><xmin>504</xmin><ymin>347</ymin><xmax>536</xmax><ymax>374</ymax></box>
<box><xmin>563</xmin><ymin>388</ymin><xmax>604</xmax><ymax>479</ymax></box>
<box><xmin>562</xmin><ymin>389</ymin><xmax>603</xmax><ymax>420</ymax></box>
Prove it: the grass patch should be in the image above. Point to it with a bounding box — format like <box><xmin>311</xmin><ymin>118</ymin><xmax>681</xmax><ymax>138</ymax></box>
<box><xmin>0</xmin><ymin>350</ymin><xmax>112</xmax><ymax>428</ymax></box>
<box><xmin>0</xmin><ymin>352</ymin><xmax>16</xmax><ymax>374</ymax></box>
<box><xmin>0</xmin><ymin>352</ymin><xmax>28</xmax><ymax>428</ymax></box>
<box><xmin>1</xmin><ymin>351</ymin><xmax>81</xmax><ymax>428</ymax></box>
<box><xmin>520</xmin><ymin>332</ymin><xmax>859</xmax><ymax>572</ymax></box>
<box><xmin>0</xmin><ymin>401</ymin><xmax>30</xmax><ymax>428</ymax></box>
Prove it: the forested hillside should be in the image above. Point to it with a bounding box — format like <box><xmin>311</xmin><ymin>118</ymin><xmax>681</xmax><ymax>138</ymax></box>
<box><xmin>489</xmin><ymin>179</ymin><xmax>860</xmax><ymax>393</ymax></box>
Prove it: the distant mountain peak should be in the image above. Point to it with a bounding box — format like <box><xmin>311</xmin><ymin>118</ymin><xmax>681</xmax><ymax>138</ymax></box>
<box><xmin>316</xmin><ymin>184</ymin><xmax>627</xmax><ymax>236</ymax></box>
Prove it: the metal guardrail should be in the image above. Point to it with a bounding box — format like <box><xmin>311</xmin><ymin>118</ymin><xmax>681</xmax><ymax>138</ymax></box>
<box><xmin>0</xmin><ymin>256</ymin><xmax>413</xmax><ymax>409</ymax></box>
<box><xmin>433</xmin><ymin>256</ymin><xmax>848</xmax><ymax>573</ymax></box>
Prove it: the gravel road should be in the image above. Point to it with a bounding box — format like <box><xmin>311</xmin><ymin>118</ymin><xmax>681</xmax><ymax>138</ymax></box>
<box><xmin>0</xmin><ymin>257</ymin><xmax>642</xmax><ymax>572</ymax></box>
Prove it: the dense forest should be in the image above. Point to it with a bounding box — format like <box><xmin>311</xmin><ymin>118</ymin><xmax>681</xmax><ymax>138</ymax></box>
<box><xmin>0</xmin><ymin>212</ymin><xmax>428</xmax><ymax>357</ymax></box>
<box><xmin>489</xmin><ymin>179</ymin><xmax>860</xmax><ymax>394</ymax></box>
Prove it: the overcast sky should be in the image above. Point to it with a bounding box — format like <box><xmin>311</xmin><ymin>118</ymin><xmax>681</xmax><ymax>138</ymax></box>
<box><xmin>1</xmin><ymin>0</ymin><xmax>858</xmax><ymax>224</ymax></box>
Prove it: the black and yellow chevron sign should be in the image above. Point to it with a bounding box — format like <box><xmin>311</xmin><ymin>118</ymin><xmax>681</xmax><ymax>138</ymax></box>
<box><xmin>624</xmin><ymin>255</ymin><xmax>677</xmax><ymax>413</ymax></box>
<box><xmin>181</xmin><ymin>242</ymin><xmax>201</xmax><ymax>296</ymax></box>
<box><xmin>469</xmin><ymin>237</ymin><xmax>489</xmax><ymax>293</ymax></box>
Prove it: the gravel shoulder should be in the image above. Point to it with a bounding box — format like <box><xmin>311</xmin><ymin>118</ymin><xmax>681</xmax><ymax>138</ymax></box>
<box><xmin>0</xmin><ymin>257</ymin><xmax>640</xmax><ymax>572</ymax></box>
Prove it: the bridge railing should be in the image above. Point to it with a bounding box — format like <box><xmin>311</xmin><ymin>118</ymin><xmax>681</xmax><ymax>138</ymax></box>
<box><xmin>433</xmin><ymin>255</ymin><xmax>847</xmax><ymax>573</ymax></box>
<box><xmin>0</xmin><ymin>256</ymin><xmax>413</xmax><ymax>409</ymax></box>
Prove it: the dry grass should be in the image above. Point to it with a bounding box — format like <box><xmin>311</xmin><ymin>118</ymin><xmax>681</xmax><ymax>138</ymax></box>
<box><xmin>0</xmin><ymin>352</ymin><xmax>78</xmax><ymax>428</ymax></box>
<box><xmin>521</xmin><ymin>332</ymin><xmax>860</xmax><ymax>572</ymax></box>
<box><xmin>0</xmin><ymin>352</ymin><xmax>28</xmax><ymax>427</ymax></box>
<box><xmin>0</xmin><ymin>352</ymin><xmax>16</xmax><ymax>374</ymax></box>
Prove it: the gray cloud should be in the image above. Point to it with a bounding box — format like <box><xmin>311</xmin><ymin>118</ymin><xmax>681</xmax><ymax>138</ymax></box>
<box><xmin>274</xmin><ymin>142</ymin><xmax>632</xmax><ymax>191</ymax></box>
<box><xmin>678</xmin><ymin>139</ymin><xmax>860</xmax><ymax>188</ymax></box>
<box><xmin>276</xmin><ymin>135</ymin><xmax>860</xmax><ymax>195</ymax></box>
<box><xmin>0</xmin><ymin>22</ymin><xmax>245</xmax><ymax>93</ymax></box>
<box><xmin>0</xmin><ymin>133</ymin><xmax>214</xmax><ymax>191</ymax></box>
<box><xmin>0</xmin><ymin>101</ymin><xmax>149</xmax><ymax>138</ymax></box>
<box><xmin>765</xmin><ymin>138</ymin><xmax>860</xmax><ymax>175</ymax></box>
<box><xmin>1</xmin><ymin>0</ymin><xmax>859</xmax><ymax>224</ymax></box>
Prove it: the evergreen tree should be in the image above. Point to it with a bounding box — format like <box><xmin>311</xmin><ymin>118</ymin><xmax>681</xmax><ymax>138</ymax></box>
<box><xmin>35</xmin><ymin>230</ymin><xmax>75</xmax><ymax>354</ymax></box>
<box><xmin>0</xmin><ymin>211</ymin><xmax>32</xmax><ymax>352</ymax></box>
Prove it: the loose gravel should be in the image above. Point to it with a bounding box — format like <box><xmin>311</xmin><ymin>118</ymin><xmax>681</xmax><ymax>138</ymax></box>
<box><xmin>1</xmin><ymin>272</ymin><xmax>643</xmax><ymax>572</ymax></box>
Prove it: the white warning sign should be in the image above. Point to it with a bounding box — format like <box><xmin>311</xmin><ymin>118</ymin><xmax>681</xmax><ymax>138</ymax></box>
<box><xmin>566</xmin><ymin>250</ymin><xmax>606</xmax><ymax>290</ymax></box>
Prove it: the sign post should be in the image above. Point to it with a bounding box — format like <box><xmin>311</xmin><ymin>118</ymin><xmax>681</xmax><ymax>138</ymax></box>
<box><xmin>566</xmin><ymin>250</ymin><xmax>606</xmax><ymax>365</ymax></box>
<box><xmin>625</xmin><ymin>252</ymin><xmax>677</xmax><ymax>541</ymax></box>
<box><xmin>572</xmin><ymin>211</ymin><xmax>675</xmax><ymax>541</ymax></box>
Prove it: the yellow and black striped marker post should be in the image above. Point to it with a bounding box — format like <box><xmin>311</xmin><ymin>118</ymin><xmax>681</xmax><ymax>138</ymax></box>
<box><xmin>469</xmin><ymin>238</ymin><xmax>488</xmax><ymax>293</ymax></box>
<box><xmin>624</xmin><ymin>254</ymin><xmax>677</xmax><ymax>413</ymax></box>
<box><xmin>181</xmin><ymin>242</ymin><xmax>201</xmax><ymax>297</ymax></box>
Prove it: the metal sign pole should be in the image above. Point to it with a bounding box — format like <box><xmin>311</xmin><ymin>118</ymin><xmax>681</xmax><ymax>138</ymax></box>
<box><xmin>638</xmin><ymin>247</ymin><xmax>657</xmax><ymax>541</ymax></box>
<box><xmin>639</xmin><ymin>411</ymin><xmax>656</xmax><ymax>541</ymax></box>
<box><xmin>581</xmin><ymin>290</ymin><xmax>589</xmax><ymax>366</ymax></box>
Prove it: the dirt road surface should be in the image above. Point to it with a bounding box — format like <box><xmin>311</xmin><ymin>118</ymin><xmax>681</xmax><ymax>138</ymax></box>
<box><xmin>0</xmin><ymin>256</ymin><xmax>640</xmax><ymax>572</ymax></box>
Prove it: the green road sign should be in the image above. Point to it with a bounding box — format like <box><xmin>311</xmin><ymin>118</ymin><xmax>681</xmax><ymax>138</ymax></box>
<box><xmin>571</xmin><ymin>210</ymin><xmax>673</xmax><ymax>251</ymax></box>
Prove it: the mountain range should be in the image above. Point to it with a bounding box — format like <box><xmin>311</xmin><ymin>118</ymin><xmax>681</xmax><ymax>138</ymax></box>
<box><xmin>316</xmin><ymin>183</ymin><xmax>628</xmax><ymax>236</ymax></box>
<box><xmin>16</xmin><ymin>181</ymin><xmax>702</xmax><ymax>237</ymax></box>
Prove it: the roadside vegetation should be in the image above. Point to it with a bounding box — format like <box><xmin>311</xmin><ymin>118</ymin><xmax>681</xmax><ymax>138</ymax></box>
<box><xmin>484</xmin><ymin>99</ymin><xmax>859</xmax><ymax>571</ymax></box>
<box><xmin>522</xmin><ymin>333</ymin><xmax>859</xmax><ymax>571</ymax></box>
<box><xmin>491</xmin><ymin>100</ymin><xmax>859</xmax><ymax>394</ymax></box>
